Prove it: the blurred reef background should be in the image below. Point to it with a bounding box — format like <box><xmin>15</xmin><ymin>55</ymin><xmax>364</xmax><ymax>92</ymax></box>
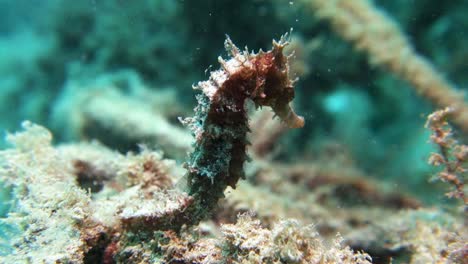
<box><xmin>0</xmin><ymin>0</ymin><xmax>467</xmax><ymax>263</ymax></box>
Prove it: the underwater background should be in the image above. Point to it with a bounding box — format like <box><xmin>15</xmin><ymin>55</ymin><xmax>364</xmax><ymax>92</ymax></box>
<box><xmin>0</xmin><ymin>0</ymin><xmax>467</xmax><ymax>263</ymax></box>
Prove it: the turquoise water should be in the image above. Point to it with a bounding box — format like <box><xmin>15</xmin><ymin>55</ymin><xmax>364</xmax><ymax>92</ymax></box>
<box><xmin>0</xmin><ymin>1</ymin><xmax>466</xmax><ymax>263</ymax></box>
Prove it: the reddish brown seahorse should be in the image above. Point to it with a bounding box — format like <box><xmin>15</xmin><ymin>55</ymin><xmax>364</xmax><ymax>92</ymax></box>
<box><xmin>180</xmin><ymin>34</ymin><xmax>304</xmax><ymax>224</ymax></box>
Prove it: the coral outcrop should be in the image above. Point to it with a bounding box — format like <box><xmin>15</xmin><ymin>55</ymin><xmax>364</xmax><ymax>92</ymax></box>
<box><xmin>0</xmin><ymin>34</ymin><xmax>466</xmax><ymax>264</ymax></box>
<box><xmin>1</xmin><ymin>122</ymin><xmax>465</xmax><ymax>263</ymax></box>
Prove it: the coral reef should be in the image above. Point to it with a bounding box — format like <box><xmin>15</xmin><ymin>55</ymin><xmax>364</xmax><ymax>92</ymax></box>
<box><xmin>0</xmin><ymin>122</ymin><xmax>191</xmax><ymax>262</ymax></box>
<box><xmin>0</xmin><ymin>37</ymin><xmax>307</xmax><ymax>263</ymax></box>
<box><xmin>1</xmin><ymin>1</ymin><xmax>467</xmax><ymax>263</ymax></box>
<box><xmin>1</xmin><ymin>122</ymin><xmax>465</xmax><ymax>263</ymax></box>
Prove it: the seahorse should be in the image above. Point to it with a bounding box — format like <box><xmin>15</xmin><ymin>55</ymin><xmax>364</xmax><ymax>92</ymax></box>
<box><xmin>180</xmin><ymin>34</ymin><xmax>304</xmax><ymax>224</ymax></box>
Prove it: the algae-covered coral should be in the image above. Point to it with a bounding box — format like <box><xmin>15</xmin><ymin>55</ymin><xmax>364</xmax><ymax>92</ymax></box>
<box><xmin>0</xmin><ymin>0</ymin><xmax>467</xmax><ymax>263</ymax></box>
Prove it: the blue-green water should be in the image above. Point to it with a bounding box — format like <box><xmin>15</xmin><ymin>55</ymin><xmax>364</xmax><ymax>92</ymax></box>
<box><xmin>0</xmin><ymin>1</ymin><xmax>466</xmax><ymax>263</ymax></box>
